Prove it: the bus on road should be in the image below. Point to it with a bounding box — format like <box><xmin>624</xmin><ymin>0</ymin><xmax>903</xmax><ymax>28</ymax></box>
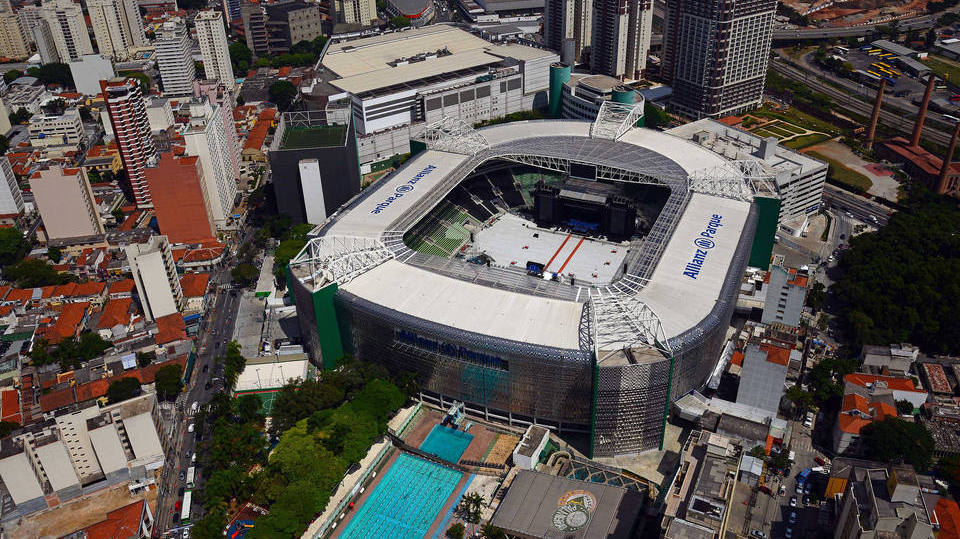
<box><xmin>181</xmin><ymin>490</ymin><xmax>192</xmax><ymax>525</ymax></box>
<box><xmin>186</xmin><ymin>466</ymin><xmax>196</xmax><ymax>489</ymax></box>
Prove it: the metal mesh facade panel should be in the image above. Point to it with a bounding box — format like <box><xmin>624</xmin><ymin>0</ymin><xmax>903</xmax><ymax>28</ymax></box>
<box><xmin>336</xmin><ymin>291</ymin><xmax>594</xmax><ymax>428</ymax></box>
<box><xmin>592</xmin><ymin>359</ymin><xmax>671</xmax><ymax>456</ymax></box>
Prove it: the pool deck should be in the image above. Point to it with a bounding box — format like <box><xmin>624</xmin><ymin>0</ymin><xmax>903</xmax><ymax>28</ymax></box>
<box><xmin>403</xmin><ymin>409</ymin><xmax>498</xmax><ymax>464</ymax></box>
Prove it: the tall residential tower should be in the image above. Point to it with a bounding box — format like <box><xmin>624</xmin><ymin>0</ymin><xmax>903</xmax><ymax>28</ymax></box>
<box><xmin>194</xmin><ymin>11</ymin><xmax>236</xmax><ymax>91</ymax></box>
<box><xmin>543</xmin><ymin>0</ymin><xmax>592</xmax><ymax>65</ymax></box>
<box><xmin>40</xmin><ymin>0</ymin><xmax>94</xmax><ymax>62</ymax></box>
<box><xmin>101</xmin><ymin>78</ymin><xmax>158</xmax><ymax>207</ymax></box>
<box><xmin>88</xmin><ymin>0</ymin><xmax>147</xmax><ymax>60</ymax></box>
<box><xmin>155</xmin><ymin>18</ymin><xmax>195</xmax><ymax>96</ymax></box>
<box><xmin>662</xmin><ymin>0</ymin><xmax>775</xmax><ymax>118</ymax></box>
<box><xmin>589</xmin><ymin>0</ymin><xmax>653</xmax><ymax>80</ymax></box>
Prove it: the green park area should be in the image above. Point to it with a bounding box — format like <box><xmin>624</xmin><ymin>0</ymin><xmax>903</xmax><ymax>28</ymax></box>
<box><xmin>805</xmin><ymin>150</ymin><xmax>873</xmax><ymax>192</ymax></box>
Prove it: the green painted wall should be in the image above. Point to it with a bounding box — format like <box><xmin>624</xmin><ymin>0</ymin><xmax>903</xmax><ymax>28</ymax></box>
<box><xmin>549</xmin><ymin>63</ymin><xmax>571</xmax><ymax>118</ymax></box>
<box><xmin>311</xmin><ymin>283</ymin><xmax>344</xmax><ymax>370</ymax></box>
<box><xmin>410</xmin><ymin>139</ymin><xmax>427</xmax><ymax>157</ymax></box>
<box><xmin>749</xmin><ymin>196</ymin><xmax>781</xmax><ymax>268</ymax></box>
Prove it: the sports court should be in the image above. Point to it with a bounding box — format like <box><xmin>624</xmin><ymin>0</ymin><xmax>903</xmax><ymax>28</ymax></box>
<box><xmin>472</xmin><ymin>213</ymin><xmax>630</xmax><ymax>284</ymax></box>
<box><xmin>338</xmin><ymin>453</ymin><xmax>463</xmax><ymax>539</ymax></box>
<box><xmin>419</xmin><ymin>425</ymin><xmax>474</xmax><ymax>464</ymax></box>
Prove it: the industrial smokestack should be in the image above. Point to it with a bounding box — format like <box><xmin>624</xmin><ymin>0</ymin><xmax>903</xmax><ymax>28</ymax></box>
<box><xmin>867</xmin><ymin>79</ymin><xmax>886</xmax><ymax>145</ymax></box>
<box><xmin>911</xmin><ymin>75</ymin><xmax>936</xmax><ymax>147</ymax></box>
<box><xmin>938</xmin><ymin>121</ymin><xmax>960</xmax><ymax>194</ymax></box>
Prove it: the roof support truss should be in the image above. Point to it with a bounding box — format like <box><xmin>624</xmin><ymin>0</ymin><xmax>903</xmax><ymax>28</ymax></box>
<box><xmin>688</xmin><ymin>160</ymin><xmax>780</xmax><ymax>202</ymax></box>
<box><xmin>590</xmin><ymin>101</ymin><xmax>644</xmax><ymax>141</ymax></box>
<box><xmin>412</xmin><ymin>117</ymin><xmax>489</xmax><ymax>155</ymax></box>
<box><xmin>290</xmin><ymin>236</ymin><xmax>394</xmax><ymax>287</ymax></box>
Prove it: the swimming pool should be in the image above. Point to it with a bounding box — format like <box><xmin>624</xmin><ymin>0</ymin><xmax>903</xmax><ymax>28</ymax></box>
<box><xmin>339</xmin><ymin>453</ymin><xmax>462</xmax><ymax>539</ymax></box>
<box><xmin>419</xmin><ymin>425</ymin><xmax>474</xmax><ymax>464</ymax></box>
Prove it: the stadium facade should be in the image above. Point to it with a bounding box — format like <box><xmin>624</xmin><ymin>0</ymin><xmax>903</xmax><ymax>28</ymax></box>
<box><xmin>289</xmin><ymin>112</ymin><xmax>779</xmax><ymax>457</ymax></box>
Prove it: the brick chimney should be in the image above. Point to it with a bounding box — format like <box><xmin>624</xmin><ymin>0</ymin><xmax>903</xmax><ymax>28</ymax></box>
<box><xmin>867</xmin><ymin>79</ymin><xmax>886</xmax><ymax>145</ymax></box>
<box><xmin>911</xmin><ymin>75</ymin><xmax>936</xmax><ymax>147</ymax></box>
<box><xmin>938</xmin><ymin>120</ymin><xmax>960</xmax><ymax>194</ymax></box>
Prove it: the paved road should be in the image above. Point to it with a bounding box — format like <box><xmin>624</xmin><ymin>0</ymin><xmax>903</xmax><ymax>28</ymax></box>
<box><xmin>821</xmin><ymin>184</ymin><xmax>893</xmax><ymax>226</ymax></box>
<box><xmin>154</xmin><ymin>265</ymin><xmax>243</xmax><ymax>537</ymax></box>
<box><xmin>771</xmin><ymin>13</ymin><xmax>941</xmax><ymax>41</ymax></box>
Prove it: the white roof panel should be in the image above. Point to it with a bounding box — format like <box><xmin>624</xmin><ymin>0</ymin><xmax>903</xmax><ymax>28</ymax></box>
<box><xmin>35</xmin><ymin>441</ymin><xmax>79</xmax><ymax>492</ymax></box>
<box><xmin>122</xmin><ymin>413</ymin><xmax>162</xmax><ymax>461</ymax></box>
<box><xmin>342</xmin><ymin>260</ymin><xmax>584</xmax><ymax>348</ymax></box>
<box><xmin>89</xmin><ymin>423</ymin><xmax>128</xmax><ymax>475</ymax></box>
<box><xmin>235</xmin><ymin>358</ymin><xmax>310</xmax><ymax>392</ymax></box>
<box><xmin>637</xmin><ymin>193</ymin><xmax>751</xmax><ymax>338</ymax></box>
<box><xmin>0</xmin><ymin>452</ymin><xmax>43</xmax><ymax>504</ymax></box>
<box><xmin>323</xmin><ymin>150</ymin><xmax>468</xmax><ymax>238</ymax></box>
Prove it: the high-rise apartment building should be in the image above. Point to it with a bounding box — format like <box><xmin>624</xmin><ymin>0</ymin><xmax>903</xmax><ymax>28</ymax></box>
<box><xmin>29</xmin><ymin>18</ymin><xmax>60</xmax><ymax>64</ymax></box>
<box><xmin>0</xmin><ymin>12</ymin><xmax>28</xmax><ymax>60</ymax></box>
<box><xmin>101</xmin><ymin>78</ymin><xmax>158</xmax><ymax>207</ymax></box>
<box><xmin>155</xmin><ymin>18</ymin><xmax>195</xmax><ymax>96</ymax></box>
<box><xmin>31</xmin><ymin>165</ymin><xmax>104</xmax><ymax>240</ymax></box>
<box><xmin>543</xmin><ymin>0</ymin><xmax>592</xmax><ymax>64</ymax></box>
<box><xmin>662</xmin><ymin>0</ymin><xmax>775</xmax><ymax>118</ymax></box>
<box><xmin>17</xmin><ymin>6</ymin><xmax>42</xmax><ymax>46</ymax></box>
<box><xmin>88</xmin><ymin>0</ymin><xmax>147</xmax><ymax>60</ymax></box>
<box><xmin>0</xmin><ymin>157</ymin><xmax>24</xmax><ymax>218</ymax></box>
<box><xmin>222</xmin><ymin>0</ymin><xmax>241</xmax><ymax>22</ymax></box>
<box><xmin>124</xmin><ymin>235</ymin><xmax>184</xmax><ymax>321</ymax></box>
<box><xmin>243</xmin><ymin>0</ymin><xmax>322</xmax><ymax>57</ymax></box>
<box><xmin>241</xmin><ymin>0</ymin><xmax>269</xmax><ymax>56</ymax></box>
<box><xmin>194</xmin><ymin>11</ymin><xmax>236</xmax><ymax>91</ymax></box>
<box><xmin>333</xmin><ymin>0</ymin><xmax>373</xmax><ymax>25</ymax></box>
<box><xmin>183</xmin><ymin>98</ymin><xmax>237</xmax><ymax>228</ymax></box>
<box><xmin>589</xmin><ymin>0</ymin><xmax>652</xmax><ymax>80</ymax></box>
<box><xmin>194</xmin><ymin>80</ymin><xmax>240</xmax><ymax>179</ymax></box>
<box><xmin>40</xmin><ymin>0</ymin><xmax>94</xmax><ymax>62</ymax></box>
<box><xmin>145</xmin><ymin>153</ymin><xmax>216</xmax><ymax>244</ymax></box>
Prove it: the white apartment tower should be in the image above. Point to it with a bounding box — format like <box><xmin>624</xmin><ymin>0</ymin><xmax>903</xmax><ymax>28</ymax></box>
<box><xmin>334</xmin><ymin>0</ymin><xmax>374</xmax><ymax>25</ymax></box>
<box><xmin>589</xmin><ymin>0</ymin><xmax>653</xmax><ymax>80</ymax></box>
<box><xmin>663</xmin><ymin>0</ymin><xmax>776</xmax><ymax>118</ymax></box>
<box><xmin>125</xmin><ymin>235</ymin><xmax>185</xmax><ymax>321</ymax></box>
<box><xmin>183</xmin><ymin>98</ymin><xmax>237</xmax><ymax>229</ymax></box>
<box><xmin>88</xmin><ymin>0</ymin><xmax>147</xmax><ymax>61</ymax></box>
<box><xmin>194</xmin><ymin>11</ymin><xmax>236</xmax><ymax>91</ymax></box>
<box><xmin>155</xmin><ymin>18</ymin><xmax>195</xmax><ymax>96</ymax></box>
<box><xmin>543</xmin><ymin>0</ymin><xmax>592</xmax><ymax>64</ymax></box>
<box><xmin>194</xmin><ymin>80</ymin><xmax>241</xmax><ymax>179</ymax></box>
<box><xmin>0</xmin><ymin>157</ymin><xmax>23</xmax><ymax>217</ymax></box>
<box><xmin>40</xmin><ymin>0</ymin><xmax>94</xmax><ymax>62</ymax></box>
<box><xmin>0</xmin><ymin>12</ymin><xmax>27</xmax><ymax>60</ymax></box>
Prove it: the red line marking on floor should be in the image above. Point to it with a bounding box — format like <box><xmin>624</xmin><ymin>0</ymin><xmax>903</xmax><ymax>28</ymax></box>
<box><xmin>557</xmin><ymin>237</ymin><xmax>585</xmax><ymax>274</ymax></box>
<box><xmin>544</xmin><ymin>233</ymin><xmax>572</xmax><ymax>271</ymax></box>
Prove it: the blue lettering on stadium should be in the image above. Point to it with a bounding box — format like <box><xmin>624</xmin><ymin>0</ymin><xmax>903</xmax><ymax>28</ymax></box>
<box><xmin>370</xmin><ymin>165</ymin><xmax>437</xmax><ymax>214</ymax></box>
<box><xmin>395</xmin><ymin>329</ymin><xmax>509</xmax><ymax>370</ymax></box>
<box><xmin>683</xmin><ymin>214</ymin><xmax>723</xmax><ymax>280</ymax></box>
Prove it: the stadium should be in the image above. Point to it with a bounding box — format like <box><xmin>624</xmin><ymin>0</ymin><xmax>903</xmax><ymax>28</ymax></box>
<box><xmin>289</xmin><ymin>106</ymin><xmax>779</xmax><ymax>457</ymax></box>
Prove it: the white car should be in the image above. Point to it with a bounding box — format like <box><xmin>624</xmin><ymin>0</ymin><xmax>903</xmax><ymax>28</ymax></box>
<box><xmin>187</xmin><ymin>423</ymin><xmax>194</xmax><ymax>433</ymax></box>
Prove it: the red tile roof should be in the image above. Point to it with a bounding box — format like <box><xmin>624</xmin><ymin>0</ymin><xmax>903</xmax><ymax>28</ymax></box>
<box><xmin>277</xmin><ymin>66</ymin><xmax>291</xmax><ymax>77</ymax></box>
<box><xmin>731</xmin><ymin>350</ymin><xmax>744</xmax><ymax>367</ymax></box>
<box><xmin>39</xmin><ymin>386</ymin><xmax>75</xmax><ymax>412</ymax></box>
<box><xmin>844</xmin><ymin>373</ymin><xmax>924</xmax><ymax>393</ymax></box>
<box><xmin>72</xmin><ymin>281</ymin><xmax>107</xmax><ymax>297</ymax></box>
<box><xmin>98</xmin><ymin>298</ymin><xmax>133</xmax><ymax>329</ymax></box>
<box><xmin>48</xmin><ymin>301</ymin><xmax>89</xmax><ymax>343</ymax></box>
<box><xmin>761</xmin><ymin>342</ymin><xmax>792</xmax><ymax>366</ymax></box>
<box><xmin>244</xmin><ymin>121</ymin><xmax>270</xmax><ymax>151</ymax></box>
<box><xmin>109</xmin><ymin>279</ymin><xmax>136</xmax><ymax>295</ymax></box>
<box><xmin>937</xmin><ymin>498</ymin><xmax>960</xmax><ymax>539</ymax></box>
<box><xmin>155</xmin><ymin>313</ymin><xmax>186</xmax><ymax>345</ymax></box>
<box><xmin>81</xmin><ymin>500</ymin><xmax>146</xmax><ymax>539</ymax></box>
<box><xmin>0</xmin><ymin>387</ymin><xmax>20</xmax><ymax>425</ymax></box>
<box><xmin>836</xmin><ymin>393</ymin><xmax>898</xmax><ymax>434</ymax></box>
<box><xmin>179</xmin><ymin>273</ymin><xmax>209</xmax><ymax>298</ymax></box>
<box><xmin>75</xmin><ymin>379</ymin><xmax>110</xmax><ymax>402</ymax></box>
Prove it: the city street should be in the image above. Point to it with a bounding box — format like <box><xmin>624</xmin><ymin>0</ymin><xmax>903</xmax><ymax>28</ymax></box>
<box><xmin>154</xmin><ymin>262</ymin><xmax>243</xmax><ymax>537</ymax></box>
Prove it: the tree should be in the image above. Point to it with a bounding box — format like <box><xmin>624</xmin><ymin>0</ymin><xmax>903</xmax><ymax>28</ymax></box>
<box><xmin>26</xmin><ymin>63</ymin><xmax>74</xmax><ymax>89</ymax></box>
<box><xmin>643</xmin><ymin>101</ymin><xmax>669</xmax><ymax>129</ymax></box>
<box><xmin>0</xmin><ymin>227</ymin><xmax>28</xmax><ymax>267</ymax></box>
<box><xmin>8</xmin><ymin>107</ymin><xmax>29</xmax><ymax>125</ymax></box>
<box><xmin>217</xmin><ymin>341</ymin><xmax>246</xmax><ymax>389</ymax></box>
<box><xmin>860</xmin><ymin>417</ymin><xmax>934</xmax><ymax>471</ymax></box>
<box><xmin>4</xmin><ymin>258</ymin><xmax>77</xmax><ymax>288</ymax></box>
<box><xmin>231</xmin><ymin>263</ymin><xmax>258</xmax><ymax>286</ymax></box>
<box><xmin>748</xmin><ymin>445</ymin><xmax>767</xmax><ymax>458</ymax></box>
<box><xmin>0</xmin><ymin>421</ymin><xmax>18</xmax><ymax>438</ymax></box>
<box><xmin>47</xmin><ymin>246</ymin><xmax>61</xmax><ymax>263</ymax></box>
<box><xmin>446</xmin><ymin>523</ymin><xmax>466</xmax><ymax>539</ymax></box>
<box><xmin>107</xmin><ymin>377</ymin><xmax>141</xmax><ymax>403</ymax></box>
<box><xmin>154</xmin><ymin>364</ymin><xmax>183</xmax><ymax>400</ymax></box>
<box><xmin>119</xmin><ymin>71</ymin><xmax>150</xmax><ymax>92</ymax></box>
<box><xmin>2</xmin><ymin>70</ymin><xmax>21</xmax><ymax>83</ymax></box>
<box><xmin>457</xmin><ymin>493</ymin><xmax>485</xmax><ymax>526</ymax></box>
<box><xmin>806</xmin><ymin>281</ymin><xmax>826</xmax><ymax>312</ymax></box>
<box><xmin>0</xmin><ymin>134</ymin><xmax>8</xmax><ymax>156</ymax></box>
<box><xmin>194</xmin><ymin>61</ymin><xmax>206</xmax><ymax>80</ymax></box>
<box><xmin>896</xmin><ymin>399</ymin><xmax>915</xmax><ymax>415</ymax></box>
<box><xmin>268</xmin><ymin>80</ymin><xmax>297</xmax><ymax>111</ymax></box>
<box><xmin>390</xmin><ymin>15</ymin><xmax>411</xmax><ymax>28</ymax></box>
<box><xmin>768</xmin><ymin>450</ymin><xmax>791</xmax><ymax>472</ymax></box>
<box><xmin>481</xmin><ymin>524</ymin><xmax>507</xmax><ymax>539</ymax></box>
<box><xmin>229</xmin><ymin>41</ymin><xmax>253</xmax><ymax>74</ymax></box>
<box><xmin>112</xmin><ymin>207</ymin><xmax>124</xmax><ymax>224</ymax></box>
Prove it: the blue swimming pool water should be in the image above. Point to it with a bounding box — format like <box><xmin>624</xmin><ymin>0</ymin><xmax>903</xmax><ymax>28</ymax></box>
<box><xmin>419</xmin><ymin>425</ymin><xmax>474</xmax><ymax>464</ymax></box>
<box><xmin>339</xmin><ymin>453</ymin><xmax>462</xmax><ymax>539</ymax></box>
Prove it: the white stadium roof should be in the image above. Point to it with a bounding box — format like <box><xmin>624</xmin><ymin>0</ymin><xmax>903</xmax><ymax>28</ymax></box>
<box><xmin>300</xmin><ymin>118</ymin><xmax>766</xmax><ymax>353</ymax></box>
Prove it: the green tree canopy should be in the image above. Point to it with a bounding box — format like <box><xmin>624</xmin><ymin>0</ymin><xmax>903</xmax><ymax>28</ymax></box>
<box><xmin>231</xmin><ymin>263</ymin><xmax>258</xmax><ymax>286</ymax></box>
<box><xmin>230</xmin><ymin>41</ymin><xmax>253</xmax><ymax>74</ymax></box>
<box><xmin>860</xmin><ymin>417</ymin><xmax>934</xmax><ymax>471</ymax></box>
<box><xmin>0</xmin><ymin>227</ymin><xmax>28</xmax><ymax>267</ymax></box>
<box><xmin>8</xmin><ymin>107</ymin><xmax>29</xmax><ymax>125</ymax></box>
<box><xmin>390</xmin><ymin>15</ymin><xmax>411</xmax><ymax>28</ymax></box>
<box><xmin>154</xmin><ymin>364</ymin><xmax>183</xmax><ymax>400</ymax></box>
<box><xmin>2</xmin><ymin>70</ymin><xmax>21</xmax><ymax>83</ymax></box>
<box><xmin>107</xmin><ymin>377</ymin><xmax>141</xmax><ymax>403</ymax></box>
<box><xmin>268</xmin><ymin>80</ymin><xmax>297</xmax><ymax>111</ymax></box>
<box><xmin>4</xmin><ymin>258</ymin><xmax>78</xmax><ymax>288</ymax></box>
<box><xmin>832</xmin><ymin>196</ymin><xmax>960</xmax><ymax>353</ymax></box>
<box><xmin>27</xmin><ymin>63</ymin><xmax>75</xmax><ymax>89</ymax></box>
<box><xmin>47</xmin><ymin>246</ymin><xmax>61</xmax><ymax>263</ymax></box>
<box><xmin>0</xmin><ymin>420</ymin><xmax>19</xmax><ymax>439</ymax></box>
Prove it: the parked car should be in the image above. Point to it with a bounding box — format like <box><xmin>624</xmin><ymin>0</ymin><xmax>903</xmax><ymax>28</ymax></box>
<box><xmin>790</xmin><ymin>496</ymin><xmax>797</xmax><ymax>507</ymax></box>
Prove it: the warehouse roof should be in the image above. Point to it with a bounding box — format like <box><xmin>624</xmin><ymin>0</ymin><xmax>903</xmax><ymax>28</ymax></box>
<box><xmin>35</xmin><ymin>441</ymin><xmax>79</xmax><ymax>492</ymax></box>
<box><xmin>123</xmin><ymin>413</ymin><xmax>162</xmax><ymax>461</ymax></box>
<box><xmin>0</xmin><ymin>452</ymin><xmax>43</xmax><ymax>504</ymax></box>
<box><xmin>490</xmin><ymin>470</ymin><xmax>644</xmax><ymax>538</ymax></box>
<box><xmin>88</xmin><ymin>424</ymin><xmax>128</xmax><ymax>475</ymax></box>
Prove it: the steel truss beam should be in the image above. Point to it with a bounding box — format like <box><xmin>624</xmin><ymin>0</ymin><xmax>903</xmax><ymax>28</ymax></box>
<box><xmin>688</xmin><ymin>159</ymin><xmax>781</xmax><ymax>202</ymax></box>
<box><xmin>590</xmin><ymin>101</ymin><xmax>644</xmax><ymax>141</ymax></box>
<box><xmin>497</xmin><ymin>154</ymin><xmax>672</xmax><ymax>187</ymax></box>
<box><xmin>412</xmin><ymin>117</ymin><xmax>490</xmax><ymax>155</ymax></box>
<box><xmin>290</xmin><ymin>236</ymin><xmax>394</xmax><ymax>287</ymax></box>
<box><xmin>589</xmin><ymin>289</ymin><xmax>672</xmax><ymax>359</ymax></box>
